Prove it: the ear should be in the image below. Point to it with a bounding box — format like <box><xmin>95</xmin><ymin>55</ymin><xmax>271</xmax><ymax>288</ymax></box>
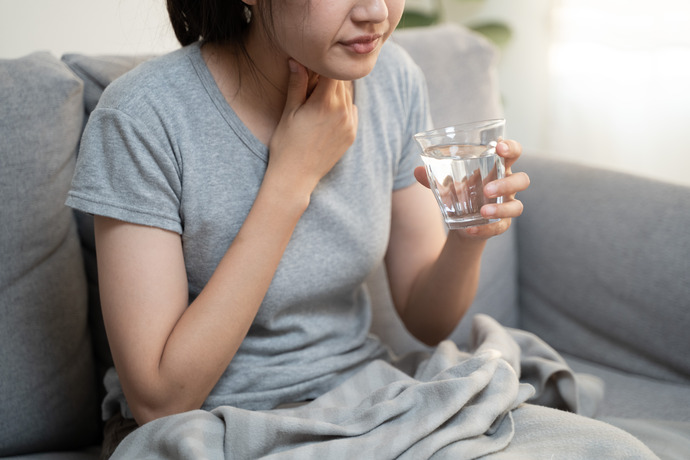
<box><xmin>242</xmin><ymin>0</ymin><xmax>257</xmax><ymax>6</ymax></box>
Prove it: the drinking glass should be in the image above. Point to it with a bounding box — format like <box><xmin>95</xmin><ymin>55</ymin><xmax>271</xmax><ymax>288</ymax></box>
<box><xmin>414</xmin><ymin>119</ymin><xmax>506</xmax><ymax>229</ymax></box>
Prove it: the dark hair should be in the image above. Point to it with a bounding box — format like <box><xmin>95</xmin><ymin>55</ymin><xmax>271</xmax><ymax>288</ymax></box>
<box><xmin>166</xmin><ymin>0</ymin><xmax>252</xmax><ymax>46</ymax></box>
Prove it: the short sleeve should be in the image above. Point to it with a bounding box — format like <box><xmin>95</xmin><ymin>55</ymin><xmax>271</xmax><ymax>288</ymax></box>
<box><xmin>393</xmin><ymin>60</ymin><xmax>433</xmax><ymax>191</ymax></box>
<box><xmin>66</xmin><ymin>107</ymin><xmax>183</xmax><ymax>234</ymax></box>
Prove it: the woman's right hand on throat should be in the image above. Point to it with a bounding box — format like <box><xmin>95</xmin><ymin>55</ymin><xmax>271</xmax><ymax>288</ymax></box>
<box><xmin>267</xmin><ymin>59</ymin><xmax>358</xmax><ymax>195</ymax></box>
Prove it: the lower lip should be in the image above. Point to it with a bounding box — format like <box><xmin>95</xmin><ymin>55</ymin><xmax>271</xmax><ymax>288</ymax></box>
<box><xmin>342</xmin><ymin>38</ymin><xmax>379</xmax><ymax>55</ymax></box>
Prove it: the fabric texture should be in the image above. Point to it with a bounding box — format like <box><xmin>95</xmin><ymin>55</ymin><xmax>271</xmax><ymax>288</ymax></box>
<box><xmin>517</xmin><ymin>155</ymin><xmax>690</xmax><ymax>385</ymax></box>
<box><xmin>66</xmin><ymin>39</ymin><xmax>431</xmax><ymax>419</ymax></box>
<box><xmin>108</xmin><ymin>315</ymin><xmax>658</xmax><ymax>460</ymax></box>
<box><xmin>0</xmin><ymin>52</ymin><xmax>101</xmax><ymax>456</ymax></box>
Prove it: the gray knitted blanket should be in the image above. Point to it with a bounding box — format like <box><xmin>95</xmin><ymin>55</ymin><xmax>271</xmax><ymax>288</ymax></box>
<box><xmin>110</xmin><ymin>314</ymin><xmax>658</xmax><ymax>459</ymax></box>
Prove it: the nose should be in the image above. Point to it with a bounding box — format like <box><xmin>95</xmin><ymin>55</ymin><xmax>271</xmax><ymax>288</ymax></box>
<box><xmin>351</xmin><ymin>0</ymin><xmax>388</xmax><ymax>23</ymax></box>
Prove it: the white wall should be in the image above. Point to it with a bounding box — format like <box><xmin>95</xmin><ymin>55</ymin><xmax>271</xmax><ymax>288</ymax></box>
<box><xmin>443</xmin><ymin>0</ymin><xmax>553</xmax><ymax>163</ymax></box>
<box><xmin>0</xmin><ymin>0</ymin><xmax>178</xmax><ymax>58</ymax></box>
<box><xmin>444</xmin><ymin>0</ymin><xmax>690</xmax><ymax>186</ymax></box>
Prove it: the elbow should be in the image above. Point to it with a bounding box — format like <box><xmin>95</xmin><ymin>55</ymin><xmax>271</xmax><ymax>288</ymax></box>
<box><xmin>400</xmin><ymin>304</ymin><xmax>465</xmax><ymax>348</ymax></box>
<box><xmin>126</xmin><ymin>390</ymin><xmax>204</xmax><ymax>426</ymax></box>
<box><xmin>411</xmin><ymin>327</ymin><xmax>454</xmax><ymax>348</ymax></box>
<box><xmin>130</xmin><ymin>405</ymin><xmax>170</xmax><ymax>426</ymax></box>
<box><xmin>117</xmin><ymin>366</ymin><xmax>212</xmax><ymax>425</ymax></box>
<box><xmin>129</xmin><ymin>401</ymin><xmax>196</xmax><ymax>426</ymax></box>
<box><xmin>399</xmin><ymin>310</ymin><xmax>456</xmax><ymax>348</ymax></box>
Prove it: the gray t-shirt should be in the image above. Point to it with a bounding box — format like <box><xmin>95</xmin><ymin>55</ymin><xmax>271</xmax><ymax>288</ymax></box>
<box><xmin>67</xmin><ymin>39</ymin><xmax>432</xmax><ymax>418</ymax></box>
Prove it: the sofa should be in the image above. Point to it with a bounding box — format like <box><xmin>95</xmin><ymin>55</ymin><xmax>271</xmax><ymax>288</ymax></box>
<box><xmin>1</xmin><ymin>23</ymin><xmax>689</xmax><ymax>459</ymax></box>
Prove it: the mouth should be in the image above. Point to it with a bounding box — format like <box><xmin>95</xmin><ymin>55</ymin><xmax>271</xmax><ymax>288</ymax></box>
<box><xmin>339</xmin><ymin>34</ymin><xmax>383</xmax><ymax>55</ymax></box>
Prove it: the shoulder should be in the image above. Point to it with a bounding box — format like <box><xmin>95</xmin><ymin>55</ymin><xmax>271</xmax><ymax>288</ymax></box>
<box><xmin>96</xmin><ymin>44</ymin><xmax>202</xmax><ymax>116</ymax></box>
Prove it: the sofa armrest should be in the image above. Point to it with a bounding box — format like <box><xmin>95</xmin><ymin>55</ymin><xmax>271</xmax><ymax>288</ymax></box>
<box><xmin>516</xmin><ymin>154</ymin><xmax>690</xmax><ymax>384</ymax></box>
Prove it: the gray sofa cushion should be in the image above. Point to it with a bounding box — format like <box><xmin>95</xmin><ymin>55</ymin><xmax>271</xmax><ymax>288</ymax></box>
<box><xmin>369</xmin><ymin>25</ymin><xmax>518</xmax><ymax>355</ymax></box>
<box><xmin>564</xmin><ymin>353</ymin><xmax>690</xmax><ymax>422</ymax></box>
<box><xmin>517</xmin><ymin>155</ymin><xmax>690</xmax><ymax>385</ymax></box>
<box><xmin>0</xmin><ymin>53</ymin><xmax>100</xmax><ymax>455</ymax></box>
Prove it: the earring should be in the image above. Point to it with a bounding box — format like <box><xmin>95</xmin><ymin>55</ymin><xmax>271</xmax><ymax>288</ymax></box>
<box><xmin>241</xmin><ymin>2</ymin><xmax>252</xmax><ymax>23</ymax></box>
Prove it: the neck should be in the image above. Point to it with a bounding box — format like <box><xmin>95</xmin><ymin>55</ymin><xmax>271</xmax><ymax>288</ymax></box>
<box><xmin>201</xmin><ymin>39</ymin><xmax>287</xmax><ymax>144</ymax></box>
<box><xmin>201</xmin><ymin>18</ymin><xmax>340</xmax><ymax>144</ymax></box>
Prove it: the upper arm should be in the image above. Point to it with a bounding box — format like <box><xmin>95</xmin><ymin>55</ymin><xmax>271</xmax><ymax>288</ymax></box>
<box><xmin>94</xmin><ymin>216</ymin><xmax>188</xmax><ymax>404</ymax></box>
<box><xmin>384</xmin><ymin>181</ymin><xmax>446</xmax><ymax>314</ymax></box>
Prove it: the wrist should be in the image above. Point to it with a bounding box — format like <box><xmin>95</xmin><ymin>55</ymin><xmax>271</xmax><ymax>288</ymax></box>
<box><xmin>445</xmin><ymin>229</ymin><xmax>487</xmax><ymax>259</ymax></box>
<box><xmin>261</xmin><ymin>165</ymin><xmax>314</xmax><ymax>215</ymax></box>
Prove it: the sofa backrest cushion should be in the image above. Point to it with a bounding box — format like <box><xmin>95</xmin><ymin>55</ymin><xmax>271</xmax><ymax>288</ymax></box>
<box><xmin>369</xmin><ymin>25</ymin><xmax>519</xmax><ymax>355</ymax></box>
<box><xmin>0</xmin><ymin>52</ymin><xmax>101</xmax><ymax>456</ymax></box>
<box><xmin>517</xmin><ymin>156</ymin><xmax>690</xmax><ymax>384</ymax></box>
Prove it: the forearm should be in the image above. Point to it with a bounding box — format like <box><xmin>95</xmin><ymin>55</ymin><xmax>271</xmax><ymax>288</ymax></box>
<box><xmin>399</xmin><ymin>232</ymin><xmax>486</xmax><ymax>346</ymax></box>
<box><xmin>122</xmin><ymin>170</ymin><xmax>312</xmax><ymax>424</ymax></box>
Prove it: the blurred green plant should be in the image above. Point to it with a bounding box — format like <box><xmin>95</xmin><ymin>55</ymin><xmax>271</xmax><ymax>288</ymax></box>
<box><xmin>399</xmin><ymin>0</ymin><xmax>512</xmax><ymax>48</ymax></box>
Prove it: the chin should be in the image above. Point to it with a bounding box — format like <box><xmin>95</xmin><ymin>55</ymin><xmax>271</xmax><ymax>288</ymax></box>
<box><xmin>326</xmin><ymin>54</ymin><xmax>381</xmax><ymax>81</ymax></box>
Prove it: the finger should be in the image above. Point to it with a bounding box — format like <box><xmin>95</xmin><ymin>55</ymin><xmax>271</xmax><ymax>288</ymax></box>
<box><xmin>334</xmin><ymin>80</ymin><xmax>358</xmax><ymax>132</ymax></box>
<box><xmin>350</xmin><ymin>103</ymin><xmax>359</xmax><ymax>132</ymax></box>
<box><xmin>308</xmin><ymin>74</ymin><xmax>339</xmax><ymax>102</ymax></box>
<box><xmin>496</xmin><ymin>139</ymin><xmax>522</xmax><ymax>170</ymax></box>
<box><xmin>462</xmin><ymin>217</ymin><xmax>512</xmax><ymax>238</ymax></box>
<box><xmin>481</xmin><ymin>199</ymin><xmax>524</xmax><ymax>219</ymax></box>
<box><xmin>484</xmin><ymin>171</ymin><xmax>530</xmax><ymax>199</ymax></box>
<box><xmin>414</xmin><ymin>166</ymin><xmax>430</xmax><ymax>188</ymax></box>
<box><xmin>283</xmin><ymin>59</ymin><xmax>309</xmax><ymax>114</ymax></box>
<box><xmin>335</xmin><ymin>80</ymin><xmax>356</xmax><ymax>113</ymax></box>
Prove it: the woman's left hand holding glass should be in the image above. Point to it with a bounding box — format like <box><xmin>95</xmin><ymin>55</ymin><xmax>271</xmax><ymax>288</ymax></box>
<box><xmin>415</xmin><ymin>139</ymin><xmax>530</xmax><ymax>239</ymax></box>
<box><xmin>466</xmin><ymin>139</ymin><xmax>530</xmax><ymax>237</ymax></box>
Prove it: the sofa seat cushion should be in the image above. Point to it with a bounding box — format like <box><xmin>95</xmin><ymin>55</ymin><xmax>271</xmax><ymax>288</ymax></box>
<box><xmin>564</xmin><ymin>353</ymin><xmax>690</xmax><ymax>422</ymax></box>
<box><xmin>565</xmin><ymin>354</ymin><xmax>690</xmax><ymax>458</ymax></box>
<box><xmin>0</xmin><ymin>52</ymin><xmax>101</xmax><ymax>456</ymax></box>
<box><xmin>2</xmin><ymin>446</ymin><xmax>100</xmax><ymax>460</ymax></box>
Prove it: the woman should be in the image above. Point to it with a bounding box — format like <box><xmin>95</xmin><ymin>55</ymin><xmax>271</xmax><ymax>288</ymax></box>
<box><xmin>67</xmin><ymin>0</ymin><xmax>656</xmax><ymax>458</ymax></box>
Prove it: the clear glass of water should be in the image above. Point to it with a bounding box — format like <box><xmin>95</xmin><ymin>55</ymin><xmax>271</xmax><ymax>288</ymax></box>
<box><xmin>414</xmin><ymin>119</ymin><xmax>506</xmax><ymax>229</ymax></box>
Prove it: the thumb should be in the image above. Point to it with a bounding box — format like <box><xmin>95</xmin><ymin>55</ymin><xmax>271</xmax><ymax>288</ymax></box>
<box><xmin>283</xmin><ymin>59</ymin><xmax>308</xmax><ymax>114</ymax></box>
<box><xmin>414</xmin><ymin>166</ymin><xmax>430</xmax><ymax>188</ymax></box>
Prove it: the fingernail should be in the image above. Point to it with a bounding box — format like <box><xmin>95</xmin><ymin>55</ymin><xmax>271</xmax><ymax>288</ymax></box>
<box><xmin>288</xmin><ymin>59</ymin><xmax>298</xmax><ymax>73</ymax></box>
<box><xmin>484</xmin><ymin>205</ymin><xmax>496</xmax><ymax>216</ymax></box>
<box><xmin>485</xmin><ymin>183</ymin><xmax>497</xmax><ymax>196</ymax></box>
